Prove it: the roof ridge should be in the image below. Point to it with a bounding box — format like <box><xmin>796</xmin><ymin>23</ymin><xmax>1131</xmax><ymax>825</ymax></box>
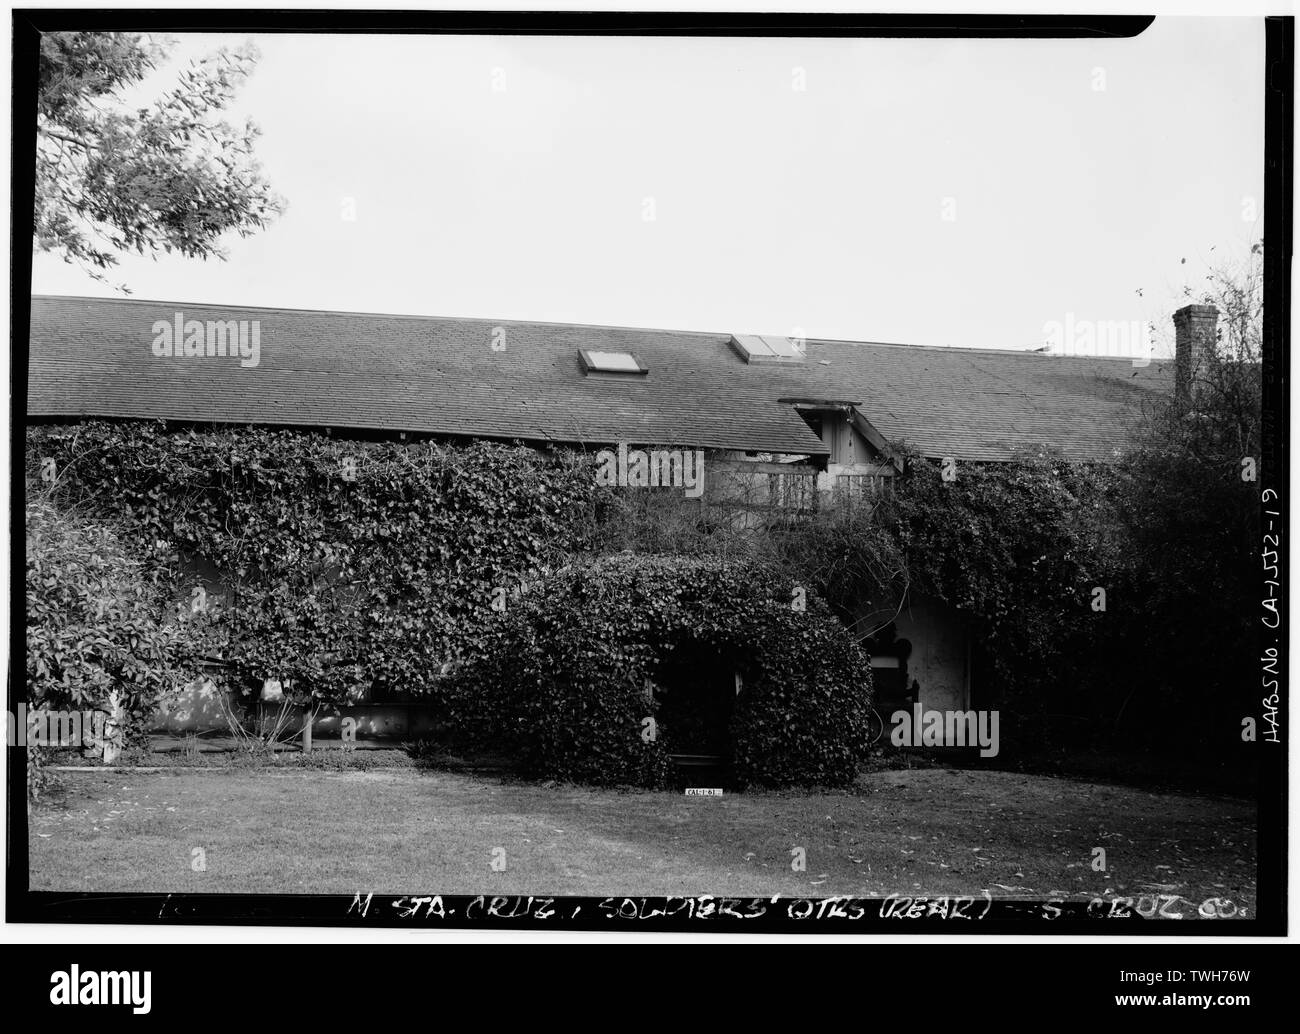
<box><xmin>29</xmin><ymin>294</ymin><xmax>729</xmax><ymax>340</ymax></box>
<box><xmin>31</xmin><ymin>293</ymin><xmax>1157</xmax><ymax>360</ymax></box>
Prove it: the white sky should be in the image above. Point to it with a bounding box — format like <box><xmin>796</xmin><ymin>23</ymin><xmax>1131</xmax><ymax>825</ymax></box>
<box><xmin>29</xmin><ymin>17</ymin><xmax>1266</xmax><ymax>353</ymax></box>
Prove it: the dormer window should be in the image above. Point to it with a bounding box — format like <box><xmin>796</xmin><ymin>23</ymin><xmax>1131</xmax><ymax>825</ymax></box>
<box><xmin>579</xmin><ymin>349</ymin><xmax>648</xmax><ymax>376</ymax></box>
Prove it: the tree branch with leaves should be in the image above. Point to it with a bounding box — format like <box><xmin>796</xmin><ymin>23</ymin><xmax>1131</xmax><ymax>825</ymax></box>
<box><xmin>35</xmin><ymin>31</ymin><xmax>286</xmax><ymax>291</ymax></box>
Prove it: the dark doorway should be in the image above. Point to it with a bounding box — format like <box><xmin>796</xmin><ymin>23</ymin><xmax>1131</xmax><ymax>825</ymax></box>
<box><xmin>652</xmin><ymin>644</ymin><xmax>735</xmax><ymax>786</ymax></box>
<box><xmin>862</xmin><ymin>622</ymin><xmax>914</xmax><ymax>716</ymax></box>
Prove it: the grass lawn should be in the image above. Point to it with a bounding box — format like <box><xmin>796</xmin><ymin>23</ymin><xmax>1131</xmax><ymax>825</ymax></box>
<box><xmin>28</xmin><ymin>767</ymin><xmax>1256</xmax><ymax>913</ymax></box>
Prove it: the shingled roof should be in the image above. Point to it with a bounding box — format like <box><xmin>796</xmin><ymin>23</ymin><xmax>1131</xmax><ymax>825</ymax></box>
<box><xmin>26</xmin><ymin>295</ymin><xmax>1173</xmax><ymax>462</ymax></box>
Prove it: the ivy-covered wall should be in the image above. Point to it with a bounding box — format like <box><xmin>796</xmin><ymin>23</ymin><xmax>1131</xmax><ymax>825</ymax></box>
<box><xmin>28</xmin><ymin>421</ymin><xmax>607</xmax><ymax>715</ymax></box>
<box><xmin>26</xmin><ymin>421</ymin><xmax>880</xmax><ymax>786</ymax></box>
<box><xmin>29</xmin><ymin>414</ymin><xmax>1241</xmax><ymax>775</ymax></box>
<box><xmin>24</xmin><ymin>422</ymin><xmax>1120</xmax><ymax>741</ymax></box>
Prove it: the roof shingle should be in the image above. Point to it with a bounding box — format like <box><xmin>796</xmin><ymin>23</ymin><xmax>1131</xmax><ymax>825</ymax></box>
<box><xmin>26</xmin><ymin>295</ymin><xmax>1172</xmax><ymax>462</ymax></box>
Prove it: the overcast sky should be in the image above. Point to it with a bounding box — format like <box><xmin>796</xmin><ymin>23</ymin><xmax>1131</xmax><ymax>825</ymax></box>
<box><xmin>30</xmin><ymin>17</ymin><xmax>1266</xmax><ymax>354</ymax></box>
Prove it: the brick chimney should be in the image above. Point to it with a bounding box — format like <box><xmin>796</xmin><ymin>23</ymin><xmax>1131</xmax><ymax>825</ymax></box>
<box><xmin>1172</xmin><ymin>304</ymin><xmax>1218</xmax><ymax>401</ymax></box>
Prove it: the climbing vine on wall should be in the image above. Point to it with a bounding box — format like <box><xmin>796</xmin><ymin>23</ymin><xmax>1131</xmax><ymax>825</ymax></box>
<box><xmin>29</xmin><ymin>421</ymin><xmax>608</xmax><ymax>707</ymax></box>
<box><xmin>881</xmin><ymin>447</ymin><xmax>1124</xmax><ymax>701</ymax></box>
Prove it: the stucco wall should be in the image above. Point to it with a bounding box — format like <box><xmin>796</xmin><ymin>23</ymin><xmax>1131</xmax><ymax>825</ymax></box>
<box><xmin>151</xmin><ymin>676</ymin><xmax>442</xmax><ymax>739</ymax></box>
<box><xmin>152</xmin><ymin>676</ymin><xmax>230</xmax><ymax>733</ymax></box>
<box><xmin>893</xmin><ymin>595</ymin><xmax>970</xmax><ymax>712</ymax></box>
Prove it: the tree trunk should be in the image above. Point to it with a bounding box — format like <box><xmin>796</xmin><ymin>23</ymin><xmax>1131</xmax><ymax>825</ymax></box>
<box><xmin>102</xmin><ymin>689</ymin><xmax>123</xmax><ymax>764</ymax></box>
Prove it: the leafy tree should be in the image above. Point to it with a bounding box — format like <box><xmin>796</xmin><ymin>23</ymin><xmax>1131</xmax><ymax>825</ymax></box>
<box><xmin>35</xmin><ymin>31</ymin><xmax>284</xmax><ymax>288</ymax></box>
<box><xmin>1108</xmin><ymin>243</ymin><xmax>1263</xmax><ymax>747</ymax></box>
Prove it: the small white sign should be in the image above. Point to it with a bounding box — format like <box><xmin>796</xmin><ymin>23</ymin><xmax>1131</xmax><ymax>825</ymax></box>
<box><xmin>684</xmin><ymin>788</ymin><xmax>723</xmax><ymax>797</ymax></box>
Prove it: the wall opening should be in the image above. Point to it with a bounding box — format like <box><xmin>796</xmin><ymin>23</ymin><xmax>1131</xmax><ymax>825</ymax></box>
<box><xmin>651</xmin><ymin>643</ymin><xmax>736</xmax><ymax>785</ymax></box>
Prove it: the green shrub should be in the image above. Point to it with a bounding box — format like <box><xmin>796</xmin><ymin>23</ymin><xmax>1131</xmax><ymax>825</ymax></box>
<box><xmin>441</xmin><ymin>553</ymin><xmax>874</xmax><ymax>788</ymax></box>
<box><xmin>25</xmin><ymin>495</ymin><xmax>208</xmax><ymax>731</ymax></box>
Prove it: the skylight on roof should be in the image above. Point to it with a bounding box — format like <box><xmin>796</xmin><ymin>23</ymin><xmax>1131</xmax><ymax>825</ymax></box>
<box><xmin>579</xmin><ymin>349</ymin><xmax>647</xmax><ymax>376</ymax></box>
<box><xmin>730</xmin><ymin>334</ymin><xmax>806</xmax><ymax>364</ymax></box>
